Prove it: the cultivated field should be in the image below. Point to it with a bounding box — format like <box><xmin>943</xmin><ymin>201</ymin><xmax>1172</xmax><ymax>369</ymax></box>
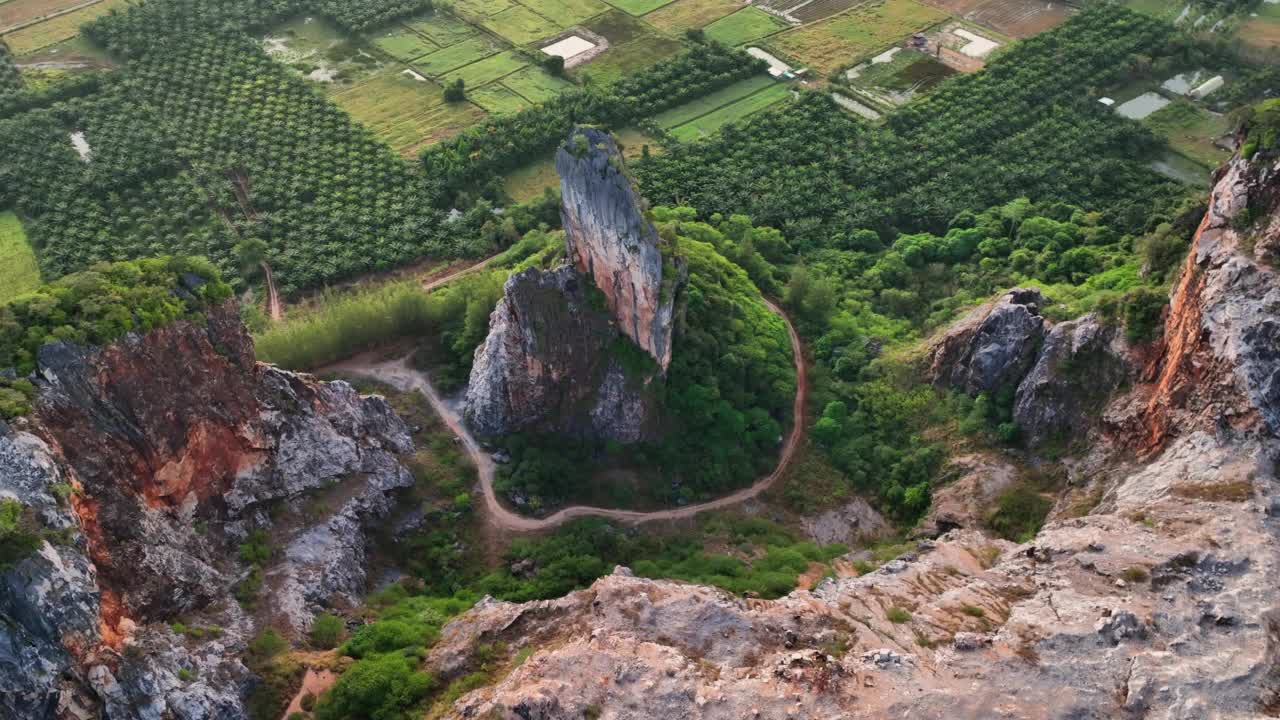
<box><xmin>1</xmin><ymin>0</ymin><xmax>130</xmax><ymax>54</ymax></box>
<box><xmin>770</xmin><ymin>0</ymin><xmax>947</xmax><ymax>75</ymax></box>
<box><xmin>1</xmin><ymin>0</ymin><xmax>102</xmax><ymax>32</ymax></box>
<box><xmin>644</xmin><ymin>0</ymin><xmax>742</xmax><ymax>33</ymax></box>
<box><xmin>331</xmin><ymin>71</ymin><xmax>486</xmax><ymax>154</ymax></box>
<box><xmin>502</xmin><ymin>64</ymin><xmax>574</xmax><ymax>100</ymax></box>
<box><xmin>654</xmin><ymin>74</ymin><xmax>776</xmax><ymax>126</ymax></box>
<box><xmin>483</xmin><ymin>5</ymin><xmax>560</xmax><ymax>44</ymax></box>
<box><xmin>371</xmin><ymin>25</ymin><xmax>440</xmax><ymax>61</ymax></box>
<box><xmin>412</xmin><ymin>35</ymin><xmax>502</xmax><ymax>76</ymax></box>
<box><xmin>442</xmin><ymin>49</ymin><xmax>526</xmax><ymax>86</ymax></box>
<box><xmin>0</xmin><ymin>212</ymin><xmax>39</xmax><ymax>303</ymax></box>
<box><xmin>962</xmin><ymin>0</ymin><xmax>1074</xmax><ymax>38</ymax></box>
<box><xmin>1239</xmin><ymin>11</ymin><xmax>1280</xmax><ymax>52</ymax></box>
<box><xmin>606</xmin><ymin>0</ymin><xmax>678</xmax><ymax>15</ymax></box>
<box><xmin>536</xmin><ymin>0</ymin><xmax>611</xmax><ymax>25</ymax></box>
<box><xmin>704</xmin><ymin>7</ymin><xmax>788</xmax><ymax>45</ymax></box>
<box><xmin>669</xmin><ymin>82</ymin><xmax>790</xmax><ymax>140</ymax></box>
<box><xmin>1143</xmin><ymin>100</ymin><xmax>1232</xmax><ymax>170</ymax></box>
<box><xmin>470</xmin><ymin>81</ymin><xmax>531</xmax><ymax>112</ymax></box>
<box><xmin>916</xmin><ymin>0</ymin><xmax>987</xmax><ymax>14</ymax></box>
<box><xmin>406</xmin><ymin>11</ymin><xmax>482</xmax><ymax>45</ymax></box>
<box><xmin>503</xmin><ymin>155</ymin><xmax>559</xmax><ymax>201</ymax></box>
<box><xmin>571</xmin><ymin>30</ymin><xmax>681</xmax><ymax>84</ymax></box>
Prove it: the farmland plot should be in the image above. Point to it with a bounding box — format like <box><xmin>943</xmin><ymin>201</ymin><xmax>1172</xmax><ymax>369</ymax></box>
<box><xmin>484</xmin><ymin>5</ymin><xmax>561</xmax><ymax>44</ymax></box>
<box><xmin>771</xmin><ymin>0</ymin><xmax>947</xmax><ymax>75</ymax></box>
<box><xmin>442</xmin><ymin>49</ymin><xmax>527</xmax><ymax>86</ymax></box>
<box><xmin>0</xmin><ymin>212</ymin><xmax>39</xmax><ymax>303</ymax></box>
<box><xmin>704</xmin><ymin>7</ymin><xmax>788</xmax><ymax>45</ymax></box>
<box><xmin>644</xmin><ymin>0</ymin><xmax>741</xmax><ymax>32</ymax></box>
<box><xmin>502</xmin><ymin>64</ymin><xmax>574</xmax><ymax>100</ymax></box>
<box><xmin>669</xmin><ymin>82</ymin><xmax>790</xmax><ymax>140</ymax></box>
<box><xmin>1</xmin><ymin>0</ymin><xmax>132</xmax><ymax>54</ymax></box>
<box><xmin>405</xmin><ymin>11</ymin><xmax>481</xmax><ymax>46</ymax></box>
<box><xmin>653</xmin><ymin>74</ymin><xmax>775</xmax><ymax>127</ymax></box>
<box><xmin>413</xmin><ymin>36</ymin><xmax>502</xmax><ymax>76</ymax></box>
<box><xmin>962</xmin><ymin>0</ymin><xmax>1075</xmax><ymax>38</ymax></box>
<box><xmin>370</xmin><ymin>26</ymin><xmax>439</xmax><ymax>61</ymax></box>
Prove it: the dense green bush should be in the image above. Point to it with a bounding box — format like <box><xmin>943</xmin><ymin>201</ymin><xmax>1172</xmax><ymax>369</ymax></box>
<box><xmin>309</xmin><ymin>614</ymin><xmax>345</xmax><ymax>650</ymax></box>
<box><xmin>0</xmin><ymin>256</ymin><xmax>232</xmax><ymax>375</ymax></box>
<box><xmin>0</xmin><ymin>499</ymin><xmax>41</xmax><ymax>571</ymax></box>
<box><xmin>314</xmin><ymin>653</ymin><xmax>435</xmax><ymax>720</ymax></box>
<box><xmin>986</xmin><ymin>485</ymin><xmax>1054</xmax><ymax>542</ymax></box>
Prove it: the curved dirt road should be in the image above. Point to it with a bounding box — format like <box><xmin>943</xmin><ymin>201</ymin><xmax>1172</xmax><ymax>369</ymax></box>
<box><xmin>323</xmin><ymin>280</ymin><xmax>806</xmax><ymax>532</ymax></box>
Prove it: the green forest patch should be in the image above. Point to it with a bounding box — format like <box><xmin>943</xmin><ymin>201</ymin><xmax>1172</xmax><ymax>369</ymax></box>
<box><xmin>501</xmin><ymin>64</ymin><xmax>575</xmax><ymax>100</ymax></box>
<box><xmin>412</xmin><ymin>36</ymin><xmax>502</xmax><ymax>76</ymax></box>
<box><xmin>604</xmin><ymin>0</ymin><xmax>678</xmax><ymax>15</ymax></box>
<box><xmin>704</xmin><ymin>7</ymin><xmax>788</xmax><ymax>46</ymax></box>
<box><xmin>483</xmin><ymin>5</ymin><xmax>561</xmax><ymax>44</ymax></box>
<box><xmin>331</xmin><ymin>71</ymin><xmax>486</xmax><ymax>154</ymax></box>
<box><xmin>404</xmin><ymin>10</ymin><xmax>481</xmax><ymax>46</ymax></box>
<box><xmin>573</xmin><ymin>32</ymin><xmax>682</xmax><ymax>85</ymax></box>
<box><xmin>653</xmin><ymin>74</ymin><xmax>775</xmax><ymax>127</ymax></box>
<box><xmin>525</xmin><ymin>0</ymin><xmax>612</xmax><ymax>27</ymax></box>
<box><xmin>442</xmin><ymin>49</ymin><xmax>527</xmax><ymax>87</ymax></box>
<box><xmin>771</xmin><ymin>0</ymin><xmax>948</xmax><ymax>75</ymax></box>
<box><xmin>0</xmin><ymin>212</ymin><xmax>39</xmax><ymax>303</ymax></box>
<box><xmin>644</xmin><ymin>0</ymin><xmax>742</xmax><ymax>33</ymax></box>
<box><xmin>669</xmin><ymin>82</ymin><xmax>790</xmax><ymax>140</ymax></box>
<box><xmin>1142</xmin><ymin>99</ymin><xmax>1231</xmax><ymax>170</ymax></box>
<box><xmin>370</xmin><ymin>26</ymin><xmax>439</xmax><ymax>61</ymax></box>
<box><xmin>470</xmin><ymin>81</ymin><xmax>531</xmax><ymax>112</ymax></box>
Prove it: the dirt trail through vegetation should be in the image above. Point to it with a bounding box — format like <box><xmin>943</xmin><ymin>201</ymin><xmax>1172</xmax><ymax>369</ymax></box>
<box><xmin>262</xmin><ymin>262</ymin><xmax>283</xmax><ymax>322</ymax></box>
<box><xmin>323</xmin><ymin>276</ymin><xmax>807</xmax><ymax>532</ymax></box>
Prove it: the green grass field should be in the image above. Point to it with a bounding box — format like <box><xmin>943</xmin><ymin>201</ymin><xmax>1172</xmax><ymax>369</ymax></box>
<box><xmin>504</xmin><ymin>154</ymin><xmax>559</xmax><ymax>201</ymax></box>
<box><xmin>413</xmin><ymin>36</ymin><xmax>501</xmax><ymax>76</ymax></box>
<box><xmin>484</xmin><ymin>4</ymin><xmax>560</xmax><ymax>43</ymax></box>
<box><xmin>405</xmin><ymin>11</ymin><xmax>482</xmax><ymax>45</ymax></box>
<box><xmin>1</xmin><ymin>0</ymin><xmax>132</xmax><ymax>54</ymax></box>
<box><xmin>370</xmin><ymin>27</ymin><xmax>439</xmax><ymax>61</ymax></box>
<box><xmin>1143</xmin><ymin>100</ymin><xmax>1232</xmax><ymax>170</ymax></box>
<box><xmin>653</xmin><ymin>74</ymin><xmax>774</xmax><ymax>127</ymax></box>
<box><xmin>771</xmin><ymin>0</ymin><xmax>948</xmax><ymax>75</ymax></box>
<box><xmin>443</xmin><ymin>50</ymin><xmax>527</xmax><ymax>87</ymax></box>
<box><xmin>584</xmin><ymin>9</ymin><xmax>657</xmax><ymax>44</ymax></box>
<box><xmin>332</xmin><ymin>71</ymin><xmax>486</xmax><ymax>154</ymax></box>
<box><xmin>1122</xmin><ymin>0</ymin><xmax>1182</xmax><ymax>21</ymax></box>
<box><xmin>453</xmin><ymin>0</ymin><xmax>516</xmax><ymax>18</ymax></box>
<box><xmin>703</xmin><ymin>7</ymin><xmax>788</xmax><ymax>46</ymax></box>
<box><xmin>470</xmin><ymin>82</ymin><xmax>531</xmax><ymax>113</ymax></box>
<box><xmin>532</xmin><ymin>0</ymin><xmax>612</xmax><ymax>26</ymax></box>
<box><xmin>670</xmin><ymin>82</ymin><xmax>790</xmax><ymax>141</ymax></box>
<box><xmin>644</xmin><ymin>0</ymin><xmax>741</xmax><ymax>33</ymax></box>
<box><xmin>502</xmin><ymin>64</ymin><xmax>575</xmax><ymax>100</ymax></box>
<box><xmin>0</xmin><ymin>212</ymin><xmax>39</xmax><ymax>304</ymax></box>
<box><xmin>573</xmin><ymin>33</ymin><xmax>682</xmax><ymax>85</ymax></box>
<box><xmin>604</xmin><ymin>0</ymin><xmax>677</xmax><ymax>15</ymax></box>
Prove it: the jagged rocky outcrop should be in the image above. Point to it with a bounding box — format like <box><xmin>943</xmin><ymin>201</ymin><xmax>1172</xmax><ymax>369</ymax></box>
<box><xmin>559</xmin><ymin>127</ymin><xmax>681</xmax><ymax>370</ymax></box>
<box><xmin>1112</xmin><ymin>152</ymin><xmax>1280</xmax><ymax>453</ymax></box>
<box><xmin>928</xmin><ymin>287</ymin><xmax>1047</xmax><ymax>397</ymax></box>
<box><xmin>1</xmin><ymin>302</ymin><xmax>416</xmax><ymax>719</ymax></box>
<box><xmin>464</xmin><ymin>266</ymin><xmax>660</xmax><ymax>442</ymax></box>
<box><xmin>1014</xmin><ymin>314</ymin><xmax>1130</xmax><ymax>447</ymax></box>
<box><xmin>464</xmin><ymin>129</ymin><xmax>685</xmax><ymax>442</ymax></box>
<box><xmin>428</xmin><ymin>152</ymin><xmax>1280</xmax><ymax>719</ymax></box>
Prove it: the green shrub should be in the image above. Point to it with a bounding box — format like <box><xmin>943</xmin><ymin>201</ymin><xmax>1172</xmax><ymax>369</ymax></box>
<box><xmin>0</xmin><ymin>499</ymin><xmax>41</xmax><ymax>570</ymax></box>
<box><xmin>248</xmin><ymin>628</ymin><xmax>288</xmax><ymax>661</ymax></box>
<box><xmin>300</xmin><ymin>692</ymin><xmax>316</xmax><ymax>712</ymax></box>
<box><xmin>314</xmin><ymin>653</ymin><xmax>435</xmax><ymax>720</ymax></box>
<box><xmin>1120</xmin><ymin>286</ymin><xmax>1167</xmax><ymax>343</ymax></box>
<box><xmin>986</xmin><ymin>486</ymin><xmax>1053</xmax><ymax>542</ymax></box>
<box><xmin>960</xmin><ymin>604</ymin><xmax>985</xmax><ymax>618</ymax></box>
<box><xmin>309</xmin><ymin>614</ymin><xmax>345</xmax><ymax>650</ymax></box>
<box><xmin>0</xmin><ymin>256</ymin><xmax>232</xmax><ymax>375</ymax></box>
<box><xmin>886</xmin><ymin>607</ymin><xmax>912</xmax><ymax>624</ymax></box>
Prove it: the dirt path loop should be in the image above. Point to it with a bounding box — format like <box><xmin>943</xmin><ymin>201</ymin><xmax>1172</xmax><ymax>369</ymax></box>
<box><xmin>322</xmin><ymin>291</ymin><xmax>806</xmax><ymax>533</ymax></box>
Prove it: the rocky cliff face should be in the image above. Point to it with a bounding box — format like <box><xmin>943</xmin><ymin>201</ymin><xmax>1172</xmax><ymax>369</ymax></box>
<box><xmin>1</xmin><ymin>302</ymin><xmax>415</xmax><ymax>719</ymax></box>
<box><xmin>559</xmin><ymin>127</ymin><xmax>681</xmax><ymax>370</ymax></box>
<box><xmin>430</xmin><ymin>154</ymin><xmax>1280</xmax><ymax>719</ymax></box>
<box><xmin>464</xmin><ymin>266</ymin><xmax>660</xmax><ymax>442</ymax></box>
<box><xmin>464</xmin><ymin>129</ymin><xmax>683</xmax><ymax>442</ymax></box>
<box><xmin>1112</xmin><ymin>153</ymin><xmax>1280</xmax><ymax>454</ymax></box>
